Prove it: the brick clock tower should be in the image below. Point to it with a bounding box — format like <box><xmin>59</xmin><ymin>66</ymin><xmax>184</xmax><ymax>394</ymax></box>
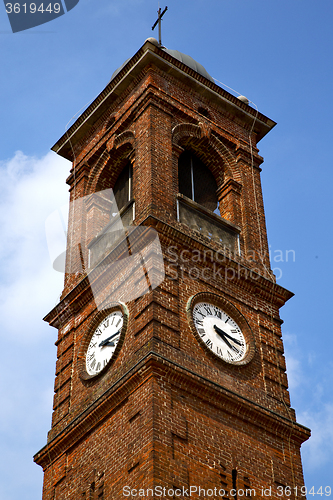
<box><xmin>34</xmin><ymin>38</ymin><xmax>310</xmax><ymax>499</ymax></box>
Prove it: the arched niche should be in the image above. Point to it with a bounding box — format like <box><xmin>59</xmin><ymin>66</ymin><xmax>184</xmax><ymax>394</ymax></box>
<box><xmin>178</xmin><ymin>150</ymin><xmax>218</xmax><ymax>213</ymax></box>
<box><xmin>83</xmin><ymin>132</ymin><xmax>136</xmax><ymax>257</ymax></box>
<box><xmin>172</xmin><ymin>122</ymin><xmax>242</xmax><ymax>227</ymax></box>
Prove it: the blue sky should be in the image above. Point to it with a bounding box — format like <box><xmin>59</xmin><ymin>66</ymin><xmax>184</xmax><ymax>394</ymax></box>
<box><xmin>0</xmin><ymin>1</ymin><xmax>332</xmax><ymax>498</ymax></box>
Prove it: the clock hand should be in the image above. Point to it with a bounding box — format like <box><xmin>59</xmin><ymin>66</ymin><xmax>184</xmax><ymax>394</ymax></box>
<box><xmin>213</xmin><ymin>325</ymin><xmax>240</xmax><ymax>353</ymax></box>
<box><xmin>213</xmin><ymin>325</ymin><xmax>243</xmax><ymax>346</ymax></box>
<box><xmin>99</xmin><ymin>337</ymin><xmax>119</xmax><ymax>348</ymax></box>
<box><xmin>102</xmin><ymin>340</ymin><xmax>116</xmax><ymax>347</ymax></box>
<box><xmin>214</xmin><ymin>324</ymin><xmax>228</xmax><ymax>337</ymax></box>
<box><xmin>99</xmin><ymin>330</ymin><xmax>120</xmax><ymax>347</ymax></box>
<box><xmin>221</xmin><ymin>334</ymin><xmax>240</xmax><ymax>354</ymax></box>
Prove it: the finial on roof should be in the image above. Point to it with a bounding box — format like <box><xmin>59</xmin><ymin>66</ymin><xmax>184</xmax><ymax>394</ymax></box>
<box><xmin>237</xmin><ymin>96</ymin><xmax>250</xmax><ymax>105</ymax></box>
<box><xmin>145</xmin><ymin>37</ymin><xmax>159</xmax><ymax>46</ymax></box>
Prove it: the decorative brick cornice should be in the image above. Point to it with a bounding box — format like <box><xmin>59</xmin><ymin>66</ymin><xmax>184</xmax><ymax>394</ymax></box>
<box><xmin>106</xmin><ymin>130</ymin><xmax>135</xmax><ymax>153</ymax></box>
<box><xmin>217</xmin><ymin>178</ymin><xmax>243</xmax><ymax>199</ymax></box>
<box><xmin>66</xmin><ymin>161</ymin><xmax>90</xmax><ymax>188</ymax></box>
<box><xmin>84</xmin><ymin>147</ymin><xmax>110</xmax><ymax>195</ymax></box>
<box><xmin>172</xmin><ymin>122</ymin><xmax>202</xmax><ymax>144</ymax></box>
<box><xmin>235</xmin><ymin>143</ymin><xmax>264</xmax><ymax>170</ymax></box>
<box><xmin>34</xmin><ymin>351</ymin><xmax>310</xmax><ymax>470</ymax></box>
<box><xmin>44</xmin><ymin>276</ymin><xmax>93</xmax><ymax>329</ymax></box>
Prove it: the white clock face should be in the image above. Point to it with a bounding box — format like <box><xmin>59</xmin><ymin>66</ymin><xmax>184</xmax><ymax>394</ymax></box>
<box><xmin>86</xmin><ymin>310</ymin><xmax>123</xmax><ymax>376</ymax></box>
<box><xmin>192</xmin><ymin>302</ymin><xmax>246</xmax><ymax>363</ymax></box>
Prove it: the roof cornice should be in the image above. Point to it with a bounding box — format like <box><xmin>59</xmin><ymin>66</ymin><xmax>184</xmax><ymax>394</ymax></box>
<box><xmin>52</xmin><ymin>40</ymin><xmax>276</xmax><ymax>161</ymax></box>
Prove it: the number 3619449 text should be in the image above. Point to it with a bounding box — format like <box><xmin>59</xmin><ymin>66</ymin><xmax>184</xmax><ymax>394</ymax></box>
<box><xmin>5</xmin><ymin>3</ymin><xmax>61</xmax><ymax>14</ymax></box>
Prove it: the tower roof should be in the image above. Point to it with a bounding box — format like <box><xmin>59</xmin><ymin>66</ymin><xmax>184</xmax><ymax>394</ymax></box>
<box><xmin>52</xmin><ymin>38</ymin><xmax>276</xmax><ymax>160</ymax></box>
<box><xmin>110</xmin><ymin>39</ymin><xmax>214</xmax><ymax>83</ymax></box>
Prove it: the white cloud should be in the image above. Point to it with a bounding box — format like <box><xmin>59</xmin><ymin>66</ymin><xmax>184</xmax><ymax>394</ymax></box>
<box><xmin>0</xmin><ymin>150</ymin><xmax>70</xmax><ymax>339</ymax></box>
<box><xmin>282</xmin><ymin>332</ymin><xmax>333</xmax><ymax>477</ymax></box>
<box><xmin>0</xmin><ymin>150</ymin><xmax>70</xmax><ymax>500</ymax></box>
<box><xmin>299</xmin><ymin>404</ymin><xmax>333</xmax><ymax>470</ymax></box>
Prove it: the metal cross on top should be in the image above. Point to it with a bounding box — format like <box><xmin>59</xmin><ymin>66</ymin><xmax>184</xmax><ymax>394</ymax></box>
<box><xmin>152</xmin><ymin>6</ymin><xmax>168</xmax><ymax>47</ymax></box>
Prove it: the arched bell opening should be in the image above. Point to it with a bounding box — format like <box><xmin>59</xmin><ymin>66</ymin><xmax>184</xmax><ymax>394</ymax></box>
<box><xmin>86</xmin><ymin>155</ymin><xmax>135</xmax><ymax>268</ymax></box>
<box><xmin>178</xmin><ymin>150</ymin><xmax>219</xmax><ymax>214</ymax></box>
<box><xmin>176</xmin><ymin>149</ymin><xmax>240</xmax><ymax>254</ymax></box>
<box><xmin>110</xmin><ymin>161</ymin><xmax>133</xmax><ymax>222</ymax></box>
